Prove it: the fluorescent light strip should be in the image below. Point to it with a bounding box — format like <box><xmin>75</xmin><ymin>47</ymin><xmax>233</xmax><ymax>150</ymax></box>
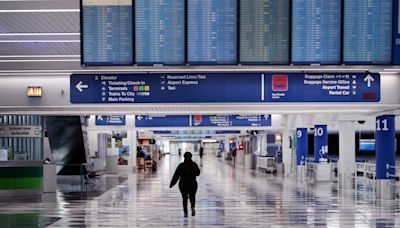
<box><xmin>0</xmin><ymin>73</ymin><xmax>70</xmax><ymax>76</ymax></box>
<box><xmin>0</xmin><ymin>9</ymin><xmax>79</xmax><ymax>13</ymax></box>
<box><xmin>0</xmin><ymin>33</ymin><xmax>80</xmax><ymax>36</ymax></box>
<box><xmin>0</xmin><ymin>55</ymin><xmax>80</xmax><ymax>58</ymax></box>
<box><xmin>0</xmin><ymin>59</ymin><xmax>79</xmax><ymax>62</ymax></box>
<box><xmin>0</xmin><ymin>40</ymin><xmax>79</xmax><ymax>43</ymax></box>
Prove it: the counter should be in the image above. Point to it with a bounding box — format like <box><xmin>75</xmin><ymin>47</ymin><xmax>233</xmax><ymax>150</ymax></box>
<box><xmin>0</xmin><ymin>161</ymin><xmax>43</xmax><ymax>196</ymax></box>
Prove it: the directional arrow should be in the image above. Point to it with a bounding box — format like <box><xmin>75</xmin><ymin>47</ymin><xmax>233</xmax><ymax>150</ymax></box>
<box><xmin>364</xmin><ymin>74</ymin><xmax>375</xmax><ymax>88</ymax></box>
<box><xmin>97</xmin><ymin>116</ymin><xmax>103</xmax><ymax>121</ymax></box>
<box><xmin>76</xmin><ymin>81</ymin><xmax>88</xmax><ymax>92</ymax></box>
<box><xmin>137</xmin><ymin>115</ymin><xmax>143</xmax><ymax>120</ymax></box>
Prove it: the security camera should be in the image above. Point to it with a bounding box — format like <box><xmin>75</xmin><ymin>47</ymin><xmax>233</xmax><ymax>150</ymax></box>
<box><xmin>357</xmin><ymin>120</ymin><xmax>366</xmax><ymax>124</ymax></box>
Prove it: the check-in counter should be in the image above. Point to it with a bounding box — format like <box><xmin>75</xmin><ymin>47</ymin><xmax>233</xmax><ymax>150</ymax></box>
<box><xmin>0</xmin><ymin>161</ymin><xmax>43</xmax><ymax>196</ymax></box>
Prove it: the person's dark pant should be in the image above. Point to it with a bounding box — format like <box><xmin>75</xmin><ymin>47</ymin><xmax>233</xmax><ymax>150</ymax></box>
<box><xmin>179</xmin><ymin>182</ymin><xmax>198</xmax><ymax>214</ymax></box>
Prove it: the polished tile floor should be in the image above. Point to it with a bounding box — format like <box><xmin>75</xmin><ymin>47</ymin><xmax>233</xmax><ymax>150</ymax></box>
<box><xmin>1</xmin><ymin>155</ymin><xmax>400</xmax><ymax>227</ymax></box>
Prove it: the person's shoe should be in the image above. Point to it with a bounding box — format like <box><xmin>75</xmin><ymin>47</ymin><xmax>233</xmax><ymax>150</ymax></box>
<box><xmin>191</xmin><ymin>207</ymin><xmax>195</xmax><ymax>216</ymax></box>
<box><xmin>184</xmin><ymin>213</ymin><xmax>188</xmax><ymax>218</ymax></box>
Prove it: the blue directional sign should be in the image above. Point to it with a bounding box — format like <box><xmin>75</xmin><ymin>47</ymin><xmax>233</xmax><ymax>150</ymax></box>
<box><xmin>135</xmin><ymin>115</ymin><xmax>190</xmax><ymax>127</ymax></box>
<box><xmin>70</xmin><ymin>73</ymin><xmax>263</xmax><ymax>104</ymax></box>
<box><xmin>152</xmin><ymin>130</ymin><xmax>241</xmax><ymax>134</ymax></box>
<box><xmin>95</xmin><ymin>115</ymin><xmax>126</xmax><ymax>126</ymax></box>
<box><xmin>376</xmin><ymin>115</ymin><xmax>396</xmax><ymax>179</ymax></box>
<box><xmin>70</xmin><ymin>72</ymin><xmax>380</xmax><ymax>104</ymax></box>
<box><xmin>314</xmin><ymin>125</ymin><xmax>328</xmax><ymax>163</ymax></box>
<box><xmin>192</xmin><ymin>115</ymin><xmax>271</xmax><ymax>127</ymax></box>
<box><xmin>264</xmin><ymin>73</ymin><xmax>380</xmax><ymax>102</ymax></box>
<box><xmin>296</xmin><ymin>128</ymin><xmax>308</xmax><ymax>166</ymax></box>
<box><xmin>394</xmin><ymin>0</ymin><xmax>400</xmax><ymax>65</ymax></box>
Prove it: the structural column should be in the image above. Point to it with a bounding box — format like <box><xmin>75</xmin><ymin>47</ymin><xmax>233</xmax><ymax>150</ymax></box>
<box><xmin>282</xmin><ymin>129</ymin><xmax>292</xmax><ymax>176</ymax></box>
<box><xmin>130</xmin><ymin>115</ymin><xmax>137</xmax><ymax>172</ymax></box>
<box><xmin>314</xmin><ymin>125</ymin><xmax>330</xmax><ymax>181</ymax></box>
<box><xmin>376</xmin><ymin>115</ymin><xmax>396</xmax><ymax>199</ymax></box>
<box><xmin>338</xmin><ymin>121</ymin><xmax>356</xmax><ymax>189</ymax></box>
<box><xmin>314</xmin><ymin>125</ymin><xmax>328</xmax><ymax>162</ymax></box>
<box><xmin>296</xmin><ymin>128</ymin><xmax>308</xmax><ymax>181</ymax></box>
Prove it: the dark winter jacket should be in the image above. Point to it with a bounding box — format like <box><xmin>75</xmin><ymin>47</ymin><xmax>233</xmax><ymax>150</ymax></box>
<box><xmin>170</xmin><ymin>159</ymin><xmax>200</xmax><ymax>188</ymax></box>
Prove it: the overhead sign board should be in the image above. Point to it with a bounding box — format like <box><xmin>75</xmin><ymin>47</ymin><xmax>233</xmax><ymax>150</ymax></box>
<box><xmin>95</xmin><ymin>115</ymin><xmax>126</xmax><ymax>126</ymax></box>
<box><xmin>70</xmin><ymin>73</ymin><xmax>262</xmax><ymax>104</ymax></box>
<box><xmin>264</xmin><ymin>73</ymin><xmax>380</xmax><ymax>102</ymax></box>
<box><xmin>135</xmin><ymin>115</ymin><xmax>190</xmax><ymax>127</ymax></box>
<box><xmin>152</xmin><ymin>130</ymin><xmax>241</xmax><ymax>135</ymax></box>
<box><xmin>192</xmin><ymin>115</ymin><xmax>271</xmax><ymax>127</ymax></box>
<box><xmin>0</xmin><ymin>126</ymin><xmax>42</xmax><ymax>138</ymax></box>
<box><xmin>71</xmin><ymin>72</ymin><xmax>380</xmax><ymax>103</ymax></box>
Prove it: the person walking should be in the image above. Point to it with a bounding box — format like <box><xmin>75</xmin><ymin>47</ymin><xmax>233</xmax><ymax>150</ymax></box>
<box><xmin>170</xmin><ymin>152</ymin><xmax>200</xmax><ymax>217</ymax></box>
<box><xmin>199</xmin><ymin>146</ymin><xmax>204</xmax><ymax>159</ymax></box>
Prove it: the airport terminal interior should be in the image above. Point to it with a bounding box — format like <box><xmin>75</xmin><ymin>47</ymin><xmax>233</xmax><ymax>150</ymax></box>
<box><xmin>1</xmin><ymin>0</ymin><xmax>400</xmax><ymax>227</ymax></box>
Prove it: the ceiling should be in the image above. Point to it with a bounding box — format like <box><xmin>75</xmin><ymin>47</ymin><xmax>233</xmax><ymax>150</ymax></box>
<box><xmin>0</xmin><ymin>0</ymin><xmax>80</xmax><ymax>66</ymax></box>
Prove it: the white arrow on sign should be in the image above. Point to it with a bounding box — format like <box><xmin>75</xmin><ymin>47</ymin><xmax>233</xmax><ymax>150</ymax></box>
<box><xmin>137</xmin><ymin>115</ymin><xmax>143</xmax><ymax>120</ymax></box>
<box><xmin>364</xmin><ymin>74</ymin><xmax>375</xmax><ymax>88</ymax></box>
<box><xmin>97</xmin><ymin>116</ymin><xmax>103</xmax><ymax>121</ymax></box>
<box><xmin>76</xmin><ymin>81</ymin><xmax>89</xmax><ymax>92</ymax></box>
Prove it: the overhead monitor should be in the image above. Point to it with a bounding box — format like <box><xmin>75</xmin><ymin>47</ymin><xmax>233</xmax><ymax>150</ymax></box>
<box><xmin>187</xmin><ymin>0</ymin><xmax>237</xmax><ymax>64</ymax></box>
<box><xmin>81</xmin><ymin>0</ymin><xmax>133</xmax><ymax>66</ymax></box>
<box><xmin>135</xmin><ymin>0</ymin><xmax>185</xmax><ymax>65</ymax></box>
<box><xmin>291</xmin><ymin>0</ymin><xmax>341</xmax><ymax>64</ymax></box>
<box><xmin>393</xmin><ymin>0</ymin><xmax>400</xmax><ymax>64</ymax></box>
<box><xmin>359</xmin><ymin>139</ymin><xmax>375</xmax><ymax>151</ymax></box>
<box><xmin>343</xmin><ymin>0</ymin><xmax>392</xmax><ymax>64</ymax></box>
<box><xmin>240</xmin><ymin>0</ymin><xmax>290</xmax><ymax>64</ymax></box>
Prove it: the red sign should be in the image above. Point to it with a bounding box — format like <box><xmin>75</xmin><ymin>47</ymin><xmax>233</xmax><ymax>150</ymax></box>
<box><xmin>238</xmin><ymin>144</ymin><xmax>244</xmax><ymax>150</ymax></box>
<box><xmin>194</xmin><ymin>115</ymin><xmax>202</xmax><ymax>123</ymax></box>
<box><xmin>272</xmin><ymin>75</ymin><xmax>288</xmax><ymax>91</ymax></box>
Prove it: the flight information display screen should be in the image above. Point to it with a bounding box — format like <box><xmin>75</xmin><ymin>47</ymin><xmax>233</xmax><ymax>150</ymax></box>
<box><xmin>240</xmin><ymin>0</ymin><xmax>290</xmax><ymax>64</ymax></box>
<box><xmin>344</xmin><ymin>0</ymin><xmax>392</xmax><ymax>64</ymax></box>
<box><xmin>187</xmin><ymin>0</ymin><xmax>237</xmax><ymax>64</ymax></box>
<box><xmin>292</xmin><ymin>0</ymin><xmax>341</xmax><ymax>64</ymax></box>
<box><xmin>135</xmin><ymin>0</ymin><xmax>185</xmax><ymax>65</ymax></box>
<box><xmin>394</xmin><ymin>0</ymin><xmax>400</xmax><ymax>65</ymax></box>
<box><xmin>81</xmin><ymin>0</ymin><xmax>133</xmax><ymax>66</ymax></box>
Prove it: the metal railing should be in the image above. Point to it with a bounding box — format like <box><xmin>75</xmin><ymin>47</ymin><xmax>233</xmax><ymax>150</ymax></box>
<box><xmin>305</xmin><ymin>159</ymin><xmax>315</xmax><ymax>182</ymax></box>
<box><xmin>353</xmin><ymin>162</ymin><xmax>400</xmax><ymax>199</ymax></box>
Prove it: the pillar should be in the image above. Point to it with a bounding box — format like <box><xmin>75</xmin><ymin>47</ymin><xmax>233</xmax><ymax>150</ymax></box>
<box><xmin>314</xmin><ymin>125</ymin><xmax>328</xmax><ymax>163</ymax></box>
<box><xmin>296</xmin><ymin>128</ymin><xmax>308</xmax><ymax>181</ymax></box>
<box><xmin>296</xmin><ymin>128</ymin><xmax>308</xmax><ymax>166</ymax></box>
<box><xmin>314</xmin><ymin>125</ymin><xmax>330</xmax><ymax>181</ymax></box>
<box><xmin>282</xmin><ymin>130</ymin><xmax>292</xmax><ymax>175</ymax></box>
<box><xmin>376</xmin><ymin>115</ymin><xmax>396</xmax><ymax>199</ymax></box>
<box><xmin>338</xmin><ymin>122</ymin><xmax>356</xmax><ymax>189</ymax></box>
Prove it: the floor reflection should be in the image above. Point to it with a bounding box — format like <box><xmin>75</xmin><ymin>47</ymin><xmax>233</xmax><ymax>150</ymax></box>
<box><xmin>0</xmin><ymin>155</ymin><xmax>399</xmax><ymax>227</ymax></box>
